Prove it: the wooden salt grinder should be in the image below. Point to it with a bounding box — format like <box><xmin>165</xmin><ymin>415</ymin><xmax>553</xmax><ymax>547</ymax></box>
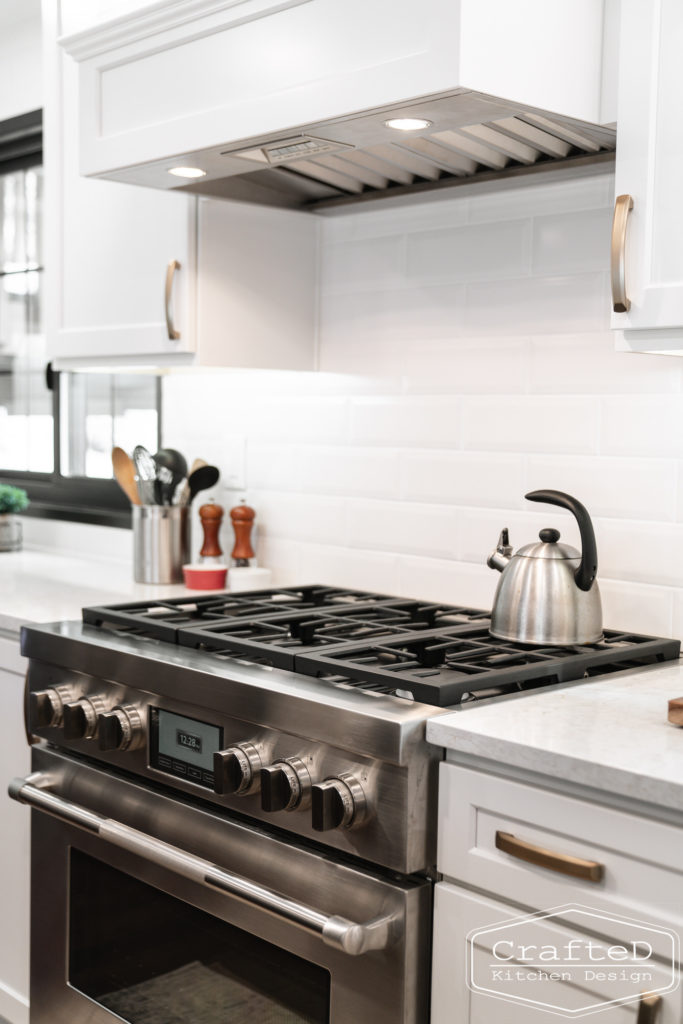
<box><xmin>199</xmin><ymin>502</ymin><xmax>224</xmax><ymax>560</ymax></box>
<box><xmin>230</xmin><ymin>502</ymin><xmax>255</xmax><ymax>567</ymax></box>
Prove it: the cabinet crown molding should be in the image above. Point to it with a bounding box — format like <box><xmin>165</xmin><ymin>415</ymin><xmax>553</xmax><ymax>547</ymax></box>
<box><xmin>58</xmin><ymin>0</ymin><xmax>309</xmax><ymax>61</ymax></box>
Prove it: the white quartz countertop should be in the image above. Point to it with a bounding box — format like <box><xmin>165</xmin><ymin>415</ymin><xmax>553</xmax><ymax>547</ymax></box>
<box><xmin>427</xmin><ymin>659</ymin><xmax>683</xmax><ymax>813</ymax></box>
<box><xmin>0</xmin><ymin>548</ymin><xmax>194</xmax><ymax>635</ymax></box>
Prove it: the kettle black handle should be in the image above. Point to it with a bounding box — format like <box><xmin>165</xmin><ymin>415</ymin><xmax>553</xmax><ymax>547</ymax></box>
<box><xmin>525</xmin><ymin>490</ymin><xmax>598</xmax><ymax>592</ymax></box>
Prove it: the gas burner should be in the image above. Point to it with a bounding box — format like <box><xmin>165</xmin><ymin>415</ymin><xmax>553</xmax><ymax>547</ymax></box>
<box><xmin>177</xmin><ymin>606</ymin><xmax>435</xmax><ymax>669</ymax></box>
<box><xmin>296</xmin><ymin>626</ymin><xmax>682</xmax><ymax>706</ymax></box>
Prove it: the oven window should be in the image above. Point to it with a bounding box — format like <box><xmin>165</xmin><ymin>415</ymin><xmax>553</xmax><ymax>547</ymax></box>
<box><xmin>69</xmin><ymin>850</ymin><xmax>330</xmax><ymax>1024</ymax></box>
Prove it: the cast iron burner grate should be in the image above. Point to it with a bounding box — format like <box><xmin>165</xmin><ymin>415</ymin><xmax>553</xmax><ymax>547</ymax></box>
<box><xmin>176</xmin><ymin>603</ymin><xmax>489</xmax><ymax>670</ymax></box>
<box><xmin>295</xmin><ymin>626</ymin><xmax>682</xmax><ymax>706</ymax></box>
<box><xmin>81</xmin><ymin>587</ymin><xmax>681</xmax><ymax>707</ymax></box>
<box><xmin>82</xmin><ymin>586</ymin><xmax>416</xmax><ymax>642</ymax></box>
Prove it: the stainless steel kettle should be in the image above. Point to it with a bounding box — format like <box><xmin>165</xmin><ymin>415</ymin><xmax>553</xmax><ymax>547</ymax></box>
<box><xmin>487</xmin><ymin>490</ymin><xmax>602</xmax><ymax>646</ymax></box>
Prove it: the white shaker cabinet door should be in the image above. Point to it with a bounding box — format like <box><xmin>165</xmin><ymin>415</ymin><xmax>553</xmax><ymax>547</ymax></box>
<box><xmin>432</xmin><ymin>883</ymin><xmax>682</xmax><ymax>1024</ymax></box>
<box><xmin>44</xmin><ymin>3</ymin><xmax>197</xmax><ymax>365</ymax></box>
<box><xmin>612</xmin><ymin>0</ymin><xmax>683</xmax><ymax>340</ymax></box>
<box><xmin>0</xmin><ymin>647</ymin><xmax>30</xmax><ymax>1024</ymax></box>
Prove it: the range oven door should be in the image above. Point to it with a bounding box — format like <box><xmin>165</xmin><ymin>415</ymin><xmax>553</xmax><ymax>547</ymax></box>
<box><xmin>14</xmin><ymin>746</ymin><xmax>430</xmax><ymax>1024</ymax></box>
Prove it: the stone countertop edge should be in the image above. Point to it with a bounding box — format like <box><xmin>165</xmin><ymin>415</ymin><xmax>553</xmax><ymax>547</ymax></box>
<box><xmin>426</xmin><ymin>658</ymin><xmax>683</xmax><ymax>813</ymax></box>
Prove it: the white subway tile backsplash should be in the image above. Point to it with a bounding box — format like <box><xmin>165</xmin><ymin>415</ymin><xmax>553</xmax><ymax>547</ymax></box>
<box><xmin>526</xmin><ymin>455</ymin><xmax>678</xmax><ymax>521</ymax></box>
<box><xmin>464</xmin><ymin>273</ymin><xmax>610</xmax><ymax>336</ymax></box>
<box><xmin>600</xmin><ymin>396</ymin><xmax>683</xmax><ymax>457</ymax></box>
<box><xmin>350</xmin><ymin>396</ymin><xmax>460</xmax><ymax>447</ymax></box>
<box><xmin>406</xmin><ymin>220</ymin><xmax>531</xmax><ymax>284</ymax></box>
<box><xmin>346</xmin><ymin>500</ymin><xmax>458</xmax><ymax>559</ymax></box>
<box><xmin>162</xmin><ymin>170</ymin><xmax>683</xmax><ymax>630</ymax></box>
<box><xmin>322</xmin><ymin>236</ymin><xmax>405</xmax><ymax>293</ymax></box>
<box><xmin>401</xmin><ymin>336</ymin><xmax>530</xmax><ymax>394</ymax></box>
<box><xmin>296</xmin><ymin>543</ymin><xmax>401</xmax><ymax>593</ymax></box>
<box><xmin>467</xmin><ymin>174</ymin><xmax>612</xmax><ymax>224</ymax></box>
<box><xmin>462</xmin><ymin>396</ymin><xmax>600</xmax><ymax>454</ymax></box>
<box><xmin>530</xmin><ymin>332</ymin><xmax>683</xmax><ymax>394</ymax></box>
<box><xmin>249</xmin><ymin>491</ymin><xmax>347</xmax><ymax>546</ymax></box>
<box><xmin>295</xmin><ymin>446</ymin><xmax>401</xmax><ymax>498</ymax></box>
<box><xmin>599</xmin><ymin>579</ymin><xmax>674</xmax><ymax>637</ymax></box>
<box><xmin>320</xmin><ymin>284</ymin><xmax>467</xmax><ymax>345</ymax></box>
<box><xmin>532</xmin><ymin>208</ymin><xmax>613</xmax><ymax>275</ymax></box>
<box><xmin>397</xmin><ymin>556</ymin><xmax>498</xmax><ymax>609</ymax></box>
<box><xmin>400</xmin><ymin>450</ymin><xmax>525</xmax><ymax>508</ymax></box>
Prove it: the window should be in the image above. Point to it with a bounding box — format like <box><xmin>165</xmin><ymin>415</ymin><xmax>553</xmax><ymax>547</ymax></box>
<box><xmin>0</xmin><ymin>111</ymin><xmax>160</xmax><ymax>527</ymax></box>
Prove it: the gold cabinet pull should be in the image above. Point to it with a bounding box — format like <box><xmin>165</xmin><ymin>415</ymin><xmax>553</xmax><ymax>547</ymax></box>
<box><xmin>637</xmin><ymin>992</ymin><xmax>662</xmax><ymax>1024</ymax></box>
<box><xmin>165</xmin><ymin>259</ymin><xmax>181</xmax><ymax>340</ymax></box>
<box><xmin>495</xmin><ymin>830</ymin><xmax>604</xmax><ymax>882</ymax></box>
<box><xmin>611</xmin><ymin>194</ymin><xmax>634</xmax><ymax>313</ymax></box>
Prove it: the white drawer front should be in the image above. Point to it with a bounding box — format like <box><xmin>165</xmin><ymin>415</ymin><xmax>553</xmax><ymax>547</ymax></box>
<box><xmin>438</xmin><ymin>763</ymin><xmax>683</xmax><ymax>957</ymax></box>
<box><xmin>432</xmin><ymin>883</ymin><xmax>682</xmax><ymax>1024</ymax></box>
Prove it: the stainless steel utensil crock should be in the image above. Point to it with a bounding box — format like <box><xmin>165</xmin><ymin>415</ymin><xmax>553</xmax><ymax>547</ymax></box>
<box><xmin>133</xmin><ymin>505</ymin><xmax>189</xmax><ymax>584</ymax></box>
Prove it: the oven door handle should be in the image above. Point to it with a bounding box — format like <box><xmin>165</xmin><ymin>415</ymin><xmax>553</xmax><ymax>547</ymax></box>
<box><xmin>9</xmin><ymin>773</ymin><xmax>399</xmax><ymax>956</ymax></box>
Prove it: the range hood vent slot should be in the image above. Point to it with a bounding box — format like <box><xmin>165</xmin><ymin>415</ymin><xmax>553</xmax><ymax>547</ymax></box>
<box><xmin>176</xmin><ymin>94</ymin><xmax>616</xmax><ymax>211</ymax></box>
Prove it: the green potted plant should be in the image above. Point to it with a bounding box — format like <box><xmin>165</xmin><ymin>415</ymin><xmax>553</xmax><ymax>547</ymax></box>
<box><xmin>0</xmin><ymin>485</ymin><xmax>29</xmax><ymax>552</ymax></box>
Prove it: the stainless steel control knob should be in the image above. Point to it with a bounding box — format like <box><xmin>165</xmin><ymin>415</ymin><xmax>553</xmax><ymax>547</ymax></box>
<box><xmin>63</xmin><ymin>695</ymin><xmax>106</xmax><ymax>741</ymax></box>
<box><xmin>29</xmin><ymin>686</ymin><xmax>73</xmax><ymax>729</ymax></box>
<box><xmin>97</xmin><ymin>704</ymin><xmax>144</xmax><ymax>751</ymax></box>
<box><xmin>260</xmin><ymin>758</ymin><xmax>311</xmax><ymax>813</ymax></box>
<box><xmin>213</xmin><ymin>742</ymin><xmax>262</xmax><ymax>796</ymax></box>
<box><xmin>311</xmin><ymin>774</ymin><xmax>367</xmax><ymax>831</ymax></box>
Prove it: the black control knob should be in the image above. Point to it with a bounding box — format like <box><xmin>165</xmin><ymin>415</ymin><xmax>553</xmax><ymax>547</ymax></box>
<box><xmin>260</xmin><ymin>758</ymin><xmax>311</xmax><ymax>813</ymax></box>
<box><xmin>63</xmin><ymin>696</ymin><xmax>105</xmax><ymax>740</ymax></box>
<box><xmin>29</xmin><ymin>687</ymin><xmax>71</xmax><ymax>729</ymax></box>
<box><xmin>311</xmin><ymin>774</ymin><xmax>367</xmax><ymax>832</ymax></box>
<box><xmin>98</xmin><ymin>711</ymin><xmax>124</xmax><ymax>751</ymax></box>
<box><xmin>97</xmin><ymin>705</ymin><xmax>143</xmax><ymax>752</ymax></box>
<box><xmin>213</xmin><ymin>743</ymin><xmax>261</xmax><ymax>796</ymax></box>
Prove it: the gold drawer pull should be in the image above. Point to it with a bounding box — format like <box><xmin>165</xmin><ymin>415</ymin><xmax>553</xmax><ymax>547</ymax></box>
<box><xmin>637</xmin><ymin>992</ymin><xmax>662</xmax><ymax>1024</ymax></box>
<box><xmin>611</xmin><ymin>193</ymin><xmax>634</xmax><ymax>313</ymax></box>
<box><xmin>495</xmin><ymin>831</ymin><xmax>604</xmax><ymax>882</ymax></box>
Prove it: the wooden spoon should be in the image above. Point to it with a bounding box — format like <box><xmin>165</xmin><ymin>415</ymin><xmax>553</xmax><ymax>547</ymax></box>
<box><xmin>112</xmin><ymin>447</ymin><xmax>141</xmax><ymax>506</ymax></box>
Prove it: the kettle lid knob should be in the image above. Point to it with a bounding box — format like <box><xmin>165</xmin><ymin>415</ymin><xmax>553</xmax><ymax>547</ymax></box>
<box><xmin>539</xmin><ymin>528</ymin><xmax>560</xmax><ymax>543</ymax></box>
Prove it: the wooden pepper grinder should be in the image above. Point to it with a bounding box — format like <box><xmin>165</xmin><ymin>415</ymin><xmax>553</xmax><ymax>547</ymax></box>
<box><xmin>199</xmin><ymin>501</ymin><xmax>224</xmax><ymax>563</ymax></box>
<box><xmin>230</xmin><ymin>501</ymin><xmax>255</xmax><ymax>567</ymax></box>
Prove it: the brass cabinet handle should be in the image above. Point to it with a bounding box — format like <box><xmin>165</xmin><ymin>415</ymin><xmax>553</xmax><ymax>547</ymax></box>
<box><xmin>611</xmin><ymin>194</ymin><xmax>634</xmax><ymax>313</ymax></box>
<box><xmin>637</xmin><ymin>992</ymin><xmax>662</xmax><ymax>1024</ymax></box>
<box><xmin>165</xmin><ymin>259</ymin><xmax>181</xmax><ymax>340</ymax></box>
<box><xmin>495</xmin><ymin>830</ymin><xmax>604</xmax><ymax>882</ymax></box>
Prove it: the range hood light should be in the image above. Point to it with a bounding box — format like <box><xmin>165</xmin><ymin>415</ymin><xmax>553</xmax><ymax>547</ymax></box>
<box><xmin>384</xmin><ymin>117</ymin><xmax>432</xmax><ymax>131</ymax></box>
<box><xmin>168</xmin><ymin>166</ymin><xmax>207</xmax><ymax>178</ymax></box>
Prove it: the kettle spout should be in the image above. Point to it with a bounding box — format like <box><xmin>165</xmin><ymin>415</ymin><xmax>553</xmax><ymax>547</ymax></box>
<box><xmin>487</xmin><ymin>528</ymin><xmax>513</xmax><ymax>573</ymax></box>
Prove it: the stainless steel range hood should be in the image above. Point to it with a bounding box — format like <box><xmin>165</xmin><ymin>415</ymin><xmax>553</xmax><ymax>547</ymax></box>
<box><xmin>148</xmin><ymin>90</ymin><xmax>616</xmax><ymax>212</ymax></box>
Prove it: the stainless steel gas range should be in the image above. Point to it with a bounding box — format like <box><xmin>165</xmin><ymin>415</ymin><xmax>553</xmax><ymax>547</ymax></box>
<box><xmin>11</xmin><ymin>585</ymin><xmax>680</xmax><ymax>1024</ymax></box>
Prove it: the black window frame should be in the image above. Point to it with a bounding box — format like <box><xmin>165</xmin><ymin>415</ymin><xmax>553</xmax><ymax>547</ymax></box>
<box><xmin>0</xmin><ymin>110</ymin><xmax>161</xmax><ymax>529</ymax></box>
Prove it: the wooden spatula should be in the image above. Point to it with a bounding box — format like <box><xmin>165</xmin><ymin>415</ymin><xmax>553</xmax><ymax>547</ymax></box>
<box><xmin>112</xmin><ymin>447</ymin><xmax>141</xmax><ymax>506</ymax></box>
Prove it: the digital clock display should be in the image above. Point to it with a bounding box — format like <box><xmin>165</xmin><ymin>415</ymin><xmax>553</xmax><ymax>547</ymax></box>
<box><xmin>156</xmin><ymin>710</ymin><xmax>220</xmax><ymax>772</ymax></box>
<box><xmin>176</xmin><ymin>729</ymin><xmax>202</xmax><ymax>754</ymax></box>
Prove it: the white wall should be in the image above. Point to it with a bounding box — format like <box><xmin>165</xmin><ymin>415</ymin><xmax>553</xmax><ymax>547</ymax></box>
<box><xmin>164</xmin><ymin>169</ymin><xmax>683</xmax><ymax>640</ymax></box>
<box><xmin>0</xmin><ymin>1</ymin><xmax>42</xmax><ymax>122</ymax></box>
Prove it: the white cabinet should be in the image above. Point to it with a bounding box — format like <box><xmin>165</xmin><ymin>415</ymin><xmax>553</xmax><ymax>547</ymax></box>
<box><xmin>44</xmin><ymin>0</ymin><xmax>317</xmax><ymax>370</ymax></box>
<box><xmin>44</xmin><ymin>0</ymin><xmax>197</xmax><ymax>366</ymax></box>
<box><xmin>57</xmin><ymin>0</ymin><xmax>609</xmax><ymax>182</ymax></box>
<box><xmin>612</xmin><ymin>0</ymin><xmax>683</xmax><ymax>353</ymax></box>
<box><xmin>432</xmin><ymin>884</ymin><xmax>682</xmax><ymax>1024</ymax></box>
<box><xmin>0</xmin><ymin>640</ymin><xmax>30</xmax><ymax>1024</ymax></box>
<box><xmin>433</xmin><ymin>762</ymin><xmax>683</xmax><ymax>1023</ymax></box>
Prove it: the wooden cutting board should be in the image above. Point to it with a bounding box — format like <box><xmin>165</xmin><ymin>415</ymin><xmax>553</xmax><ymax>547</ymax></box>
<box><xmin>667</xmin><ymin>697</ymin><xmax>683</xmax><ymax>725</ymax></box>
